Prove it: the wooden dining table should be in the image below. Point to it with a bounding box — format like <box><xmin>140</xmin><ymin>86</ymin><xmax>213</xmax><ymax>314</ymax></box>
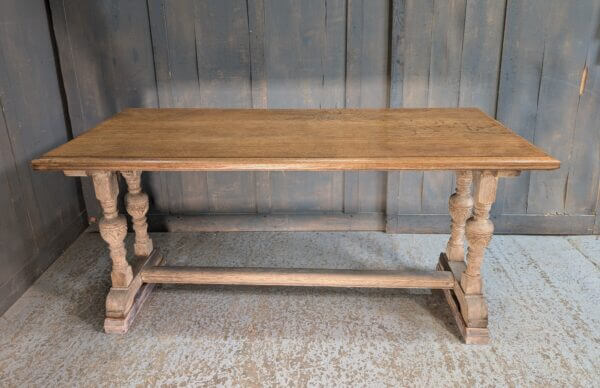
<box><xmin>31</xmin><ymin>108</ymin><xmax>560</xmax><ymax>344</ymax></box>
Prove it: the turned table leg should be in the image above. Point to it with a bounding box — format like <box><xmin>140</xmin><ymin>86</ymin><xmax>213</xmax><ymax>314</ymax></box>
<box><xmin>90</xmin><ymin>170</ymin><xmax>163</xmax><ymax>334</ymax></box>
<box><xmin>121</xmin><ymin>171</ymin><xmax>153</xmax><ymax>257</ymax></box>
<box><xmin>91</xmin><ymin>171</ymin><xmax>133</xmax><ymax>287</ymax></box>
<box><xmin>446</xmin><ymin>171</ymin><xmax>473</xmax><ymax>261</ymax></box>
<box><xmin>438</xmin><ymin>170</ymin><xmax>499</xmax><ymax>344</ymax></box>
<box><xmin>461</xmin><ymin>170</ymin><xmax>498</xmax><ymax>327</ymax></box>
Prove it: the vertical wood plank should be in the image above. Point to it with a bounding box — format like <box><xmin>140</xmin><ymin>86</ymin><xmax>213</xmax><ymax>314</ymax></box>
<box><xmin>358</xmin><ymin>0</ymin><xmax>389</xmax><ymax>212</ymax></box>
<box><xmin>596</xmin><ymin>186</ymin><xmax>600</xmax><ymax>234</ymax></box>
<box><xmin>346</xmin><ymin>0</ymin><xmax>389</xmax><ymax>215</ymax></box>
<box><xmin>265</xmin><ymin>0</ymin><xmax>346</xmax><ymax>213</ymax></box>
<box><xmin>387</xmin><ymin>0</ymin><xmax>401</xmax><ymax>228</ymax></box>
<box><xmin>265</xmin><ymin>0</ymin><xmax>345</xmax><ymax>108</ymax></box>
<box><xmin>345</xmin><ymin>0</ymin><xmax>364</xmax><ymax>108</ymax></box>
<box><xmin>207</xmin><ymin>172</ymin><xmax>256</xmax><ymax>213</ymax></box>
<box><xmin>254</xmin><ymin>171</ymin><xmax>272</xmax><ymax>214</ymax></box>
<box><xmin>0</xmin><ymin>100</ymin><xmax>36</xmax><ymax>287</ymax></box>
<box><xmin>178</xmin><ymin>172</ymin><xmax>210</xmax><ymax>215</ymax></box>
<box><xmin>595</xmin><ymin>199</ymin><xmax>600</xmax><ymax>235</ymax></box>
<box><xmin>270</xmin><ymin>172</ymin><xmax>343</xmax><ymax>212</ymax></box>
<box><xmin>402</xmin><ymin>0</ymin><xmax>433</xmax><ymax>109</ymax></box>
<box><xmin>148</xmin><ymin>0</ymin><xmax>206</xmax><ymax>214</ymax></box>
<box><xmin>149</xmin><ymin>0</ymin><xmax>202</xmax><ymax>108</ymax></box>
<box><xmin>459</xmin><ymin>0</ymin><xmax>506</xmax><ymax>215</ymax></box>
<box><xmin>194</xmin><ymin>0</ymin><xmax>256</xmax><ymax>213</ymax></box>
<box><xmin>344</xmin><ymin>171</ymin><xmax>360</xmax><ymax>214</ymax></box>
<box><xmin>459</xmin><ymin>0</ymin><xmax>506</xmax><ymax>115</ymax></box>
<box><xmin>565</xmin><ymin>3</ymin><xmax>600</xmax><ymax>216</ymax></box>
<box><xmin>394</xmin><ymin>0</ymin><xmax>435</xmax><ymax>215</ymax></box>
<box><xmin>428</xmin><ymin>0</ymin><xmax>466</xmax><ymax>107</ymax></box>
<box><xmin>49</xmin><ymin>0</ymin><xmax>158</xmax><ymax>218</ymax></box>
<box><xmin>49</xmin><ymin>0</ymin><xmax>158</xmax><ymax>132</ymax></box>
<box><xmin>386</xmin><ymin>0</ymin><xmax>405</xmax><ymax>226</ymax></box>
<box><xmin>527</xmin><ymin>0</ymin><xmax>595</xmax><ymax>214</ymax></box>
<box><xmin>389</xmin><ymin>0</ymin><xmax>405</xmax><ymax>108</ymax></box>
<box><xmin>248</xmin><ymin>0</ymin><xmax>271</xmax><ymax>213</ymax></box>
<box><xmin>47</xmin><ymin>1</ymin><xmax>104</xmax><ymax>217</ymax></box>
<box><xmin>346</xmin><ymin>0</ymin><xmax>390</xmax><ymax>108</ymax></box>
<box><xmin>421</xmin><ymin>0</ymin><xmax>466</xmax><ymax>214</ymax></box>
<box><xmin>195</xmin><ymin>0</ymin><xmax>252</xmax><ymax>108</ymax></box>
<box><xmin>495</xmin><ymin>0</ymin><xmax>546</xmax><ymax>214</ymax></box>
<box><xmin>344</xmin><ymin>0</ymin><xmax>363</xmax><ymax>214</ymax></box>
<box><xmin>321</xmin><ymin>0</ymin><xmax>347</xmax><ymax>108</ymax></box>
<box><xmin>385</xmin><ymin>173</ymin><xmax>400</xmax><ymax>231</ymax></box>
<box><xmin>248</xmin><ymin>0</ymin><xmax>268</xmax><ymax>108</ymax></box>
<box><xmin>359</xmin><ymin>172</ymin><xmax>386</xmax><ymax>212</ymax></box>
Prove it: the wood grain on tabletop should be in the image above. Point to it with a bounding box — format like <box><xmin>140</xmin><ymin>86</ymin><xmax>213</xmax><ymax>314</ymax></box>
<box><xmin>31</xmin><ymin>108</ymin><xmax>560</xmax><ymax>171</ymax></box>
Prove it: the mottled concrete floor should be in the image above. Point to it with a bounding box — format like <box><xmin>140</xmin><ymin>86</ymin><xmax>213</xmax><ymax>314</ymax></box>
<box><xmin>1</xmin><ymin>232</ymin><xmax>599</xmax><ymax>386</ymax></box>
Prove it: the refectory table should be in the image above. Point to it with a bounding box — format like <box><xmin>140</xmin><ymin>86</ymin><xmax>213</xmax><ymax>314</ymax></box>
<box><xmin>31</xmin><ymin>108</ymin><xmax>560</xmax><ymax>344</ymax></box>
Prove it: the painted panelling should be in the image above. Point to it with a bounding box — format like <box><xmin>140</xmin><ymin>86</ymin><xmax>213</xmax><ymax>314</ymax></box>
<box><xmin>48</xmin><ymin>0</ymin><xmax>600</xmax><ymax>234</ymax></box>
<box><xmin>496</xmin><ymin>0</ymin><xmax>600</xmax><ymax>225</ymax></box>
<box><xmin>0</xmin><ymin>0</ymin><xmax>86</xmax><ymax>315</ymax></box>
<box><xmin>49</xmin><ymin>0</ymin><xmax>158</xmax><ymax>218</ymax></box>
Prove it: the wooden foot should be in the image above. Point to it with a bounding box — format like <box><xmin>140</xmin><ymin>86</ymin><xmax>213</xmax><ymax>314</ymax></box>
<box><xmin>104</xmin><ymin>249</ymin><xmax>164</xmax><ymax>334</ymax></box>
<box><xmin>437</xmin><ymin>253</ymin><xmax>489</xmax><ymax>344</ymax></box>
<box><xmin>104</xmin><ymin>282</ymin><xmax>159</xmax><ymax>334</ymax></box>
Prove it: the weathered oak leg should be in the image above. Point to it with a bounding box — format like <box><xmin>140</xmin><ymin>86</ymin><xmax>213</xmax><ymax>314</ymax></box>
<box><xmin>446</xmin><ymin>171</ymin><xmax>473</xmax><ymax>261</ymax></box>
<box><xmin>91</xmin><ymin>171</ymin><xmax>133</xmax><ymax>287</ymax></box>
<box><xmin>461</xmin><ymin>170</ymin><xmax>498</xmax><ymax>324</ymax></box>
<box><xmin>438</xmin><ymin>170</ymin><xmax>498</xmax><ymax>344</ymax></box>
<box><xmin>91</xmin><ymin>171</ymin><xmax>162</xmax><ymax>334</ymax></box>
<box><xmin>121</xmin><ymin>171</ymin><xmax>153</xmax><ymax>256</ymax></box>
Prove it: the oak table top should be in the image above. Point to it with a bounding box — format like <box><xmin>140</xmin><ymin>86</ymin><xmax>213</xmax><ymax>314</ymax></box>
<box><xmin>31</xmin><ymin>108</ymin><xmax>560</xmax><ymax>171</ymax></box>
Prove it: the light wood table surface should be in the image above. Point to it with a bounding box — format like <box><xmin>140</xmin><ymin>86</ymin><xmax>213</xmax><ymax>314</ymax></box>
<box><xmin>32</xmin><ymin>108</ymin><xmax>559</xmax><ymax>344</ymax></box>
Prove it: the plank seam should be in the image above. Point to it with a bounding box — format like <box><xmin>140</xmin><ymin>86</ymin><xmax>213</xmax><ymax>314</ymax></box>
<box><xmin>144</xmin><ymin>0</ymin><xmax>161</xmax><ymax>108</ymax></box>
<box><xmin>493</xmin><ymin>0</ymin><xmax>509</xmax><ymax>119</ymax></box>
<box><xmin>59</xmin><ymin>0</ymin><xmax>85</xmax><ymax>135</ymax></box>
<box><xmin>564</xmin><ymin>35</ymin><xmax>593</xmax><ymax>214</ymax></box>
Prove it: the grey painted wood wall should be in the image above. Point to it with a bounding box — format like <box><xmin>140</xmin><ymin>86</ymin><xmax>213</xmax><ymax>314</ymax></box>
<box><xmin>48</xmin><ymin>0</ymin><xmax>600</xmax><ymax>234</ymax></box>
<box><xmin>0</xmin><ymin>0</ymin><xmax>86</xmax><ymax>315</ymax></box>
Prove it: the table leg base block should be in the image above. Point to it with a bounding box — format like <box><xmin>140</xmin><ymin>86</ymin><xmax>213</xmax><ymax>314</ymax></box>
<box><xmin>105</xmin><ymin>277</ymin><xmax>142</xmax><ymax>319</ymax></box>
<box><xmin>440</xmin><ymin>287</ymin><xmax>490</xmax><ymax>344</ymax></box>
<box><xmin>437</xmin><ymin>253</ymin><xmax>490</xmax><ymax>344</ymax></box>
<box><xmin>104</xmin><ymin>282</ymin><xmax>158</xmax><ymax>334</ymax></box>
<box><xmin>104</xmin><ymin>250</ymin><xmax>164</xmax><ymax>334</ymax></box>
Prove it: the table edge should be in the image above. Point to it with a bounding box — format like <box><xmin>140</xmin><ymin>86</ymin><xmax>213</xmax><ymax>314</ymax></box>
<box><xmin>31</xmin><ymin>156</ymin><xmax>561</xmax><ymax>172</ymax></box>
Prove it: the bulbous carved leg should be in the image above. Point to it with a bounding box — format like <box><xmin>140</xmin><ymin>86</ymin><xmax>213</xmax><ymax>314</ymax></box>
<box><xmin>446</xmin><ymin>171</ymin><xmax>473</xmax><ymax>261</ymax></box>
<box><xmin>460</xmin><ymin>170</ymin><xmax>498</xmax><ymax>328</ymax></box>
<box><xmin>463</xmin><ymin>170</ymin><xmax>498</xmax><ymax>294</ymax></box>
<box><xmin>121</xmin><ymin>171</ymin><xmax>153</xmax><ymax>257</ymax></box>
<box><xmin>91</xmin><ymin>171</ymin><xmax>133</xmax><ymax>288</ymax></box>
<box><xmin>438</xmin><ymin>170</ymin><xmax>499</xmax><ymax>344</ymax></box>
<box><xmin>91</xmin><ymin>171</ymin><xmax>161</xmax><ymax>333</ymax></box>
